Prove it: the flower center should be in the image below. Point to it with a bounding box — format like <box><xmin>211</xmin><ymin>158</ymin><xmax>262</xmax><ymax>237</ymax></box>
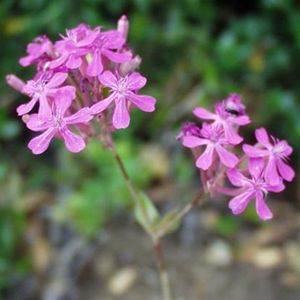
<box><xmin>53</xmin><ymin>116</ymin><xmax>65</xmax><ymax>128</ymax></box>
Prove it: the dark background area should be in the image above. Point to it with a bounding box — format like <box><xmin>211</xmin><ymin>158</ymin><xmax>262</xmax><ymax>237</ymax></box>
<box><xmin>1</xmin><ymin>1</ymin><xmax>300</xmax><ymax>299</ymax></box>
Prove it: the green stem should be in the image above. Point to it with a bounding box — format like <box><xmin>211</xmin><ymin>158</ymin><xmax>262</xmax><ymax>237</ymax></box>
<box><xmin>110</xmin><ymin>145</ymin><xmax>173</xmax><ymax>300</ymax></box>
<box><xmin>154</xmin><ymin>240</ymin><xmax>172</xmax><ymax>300</ymax></box>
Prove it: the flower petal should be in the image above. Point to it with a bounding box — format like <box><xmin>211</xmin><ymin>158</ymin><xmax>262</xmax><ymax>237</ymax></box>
<box><xmin>102</xmin><ymin>49</ymin><xmax>131</xmax><ymax>63</ymax></box>
<box><xmin>183</xmin><ymin>136</ymin><xmax>208</xmax><ymax>148</ymax></box>
<box><xmin>243</xmin><ymin>144</ymin><xmax>269</xmax><ymax>157</ymax></box>
<box><xmin>112</xmin><ymin>97</ymin><xmax>130</xmax><ymax>129</ymax></box>
<box><xmin>193</xmin><ymin>107</ymin><xmax>216</xmax><ymax>120</ymax></box>
<box><xmin>127</xmin><ymin>72</ymin><xmax>147</xmax><ymax>90</ymax></box>
<box><xmin>65</xmin><ymin>108</ymin><xmax>93</xmax><ymax>124</ymax></box>
<box><xmin>127</xmin><ymin>93</ymin><xmax>156</xmax><ymax>112</ymax></box>
<box><xmin>266</xmin><ymin>181</ymin><xmax>285</xmax><ymax>193</ymax></box>
<box><xmin>86</xmin><ymin>50</ymin><xmax>103</xmax><ymax>77</ymax></box>
<box><xmin>215</xmin><ymin>144</ymin><xmax>239</xmax><ymax>168</ymax></box>
<box><xmin>26</xmin><ymin>114</ymin><xmax>51</xmax><ymax>131</ymax></box>
<box><xmin>232</xmin><ymin>115</ymin><xmax>251</xmax><ymax>125</ymax></box>
<box><xmin>255</xmin><ymin>128</ymin><xmax>271</xmax><ymax>147</ymax></box>
<box><xmin>98</xmin><ymin>71</ymin><xmax>118</xmax><ymax>89</ymax></box>
<box><xmin>66</xmin><ymin>55</ymin><xmax>82</xmax><ymax>69</ymax></box>
<box><xmin>255</xmin><ymin>191</ymin><xmax>273</xmax><ymax>221</ymax></box>
<box><xmin>276</xmin><ymin>159</ymin><xmax>295</xmax><ymax>182</ymax></box>
<box><xmin>46</xmin><ymin>72</ymin><xmax>68</xmax><ymax>88</ymax></box>
<box><xmin>17</xmin><ymin>97</ymin><xmax>38</xmax><ymax>116</ymax></box>
<box><xmin>226</xmin><ymin>168</ymin><xmax>247</xmax><ymax>187</ymax></box>
<box><xmin>61</xmin><ymin>127</ymin><xmax>86</xmax><ymax>152</ymax></box>
<box><xmin>229</xmin><ymin>191</ymin><xmax>253</xmax><ymax>215</ymax></box>
<box><xmin>49</xmin><ymin>54</ymin><xmax>68</xmax><ymax>69</ymax></box>
<box><xmin>90</xmin><ymin>94</ymin><xmax>115</xmax><ymax>114</ymax></box>
<box><xmin>195</xmin><ymin>143</ymin><xmax>214</xmax><ymax>170</ymax></box>
<box><xmin>264</xmin><ymin>157</ymin><xmax>280</xmax><ymax>186</ymax></box>
<box><xmin>248</xmin><ymin>158</ymin><xmax>265</xmax><ymax>180</ymax></box>
<box><xmin>224</xmin><ymin>124</ymin><xmax>243</xmax><ymax>145</ymax></box>
<box><xmin>28</xmin><ymin>127</ymin><xmax>57</xmax><ymax>155</ymax></box>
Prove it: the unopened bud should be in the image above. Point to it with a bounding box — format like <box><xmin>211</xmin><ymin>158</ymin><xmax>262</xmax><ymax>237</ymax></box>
<box><xmin>117</xmin><ymin>15</ymin><xmax>129</xmax><ymax>40</ymax></box>
<box><xmin>6</xmin><ymin>74</ymin><xmax>26</xmax><ymax>94</ymax></box>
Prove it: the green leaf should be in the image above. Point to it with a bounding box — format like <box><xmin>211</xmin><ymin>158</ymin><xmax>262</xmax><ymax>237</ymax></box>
<box><xmin>134</xmin><ymin>192</ymin><xmax>159</xmax><ymax>235</ymax></box>
<box><xmin>153</xmin><ymin>209</ymin><xmax>181</xmax><ymax>238</ymax></box>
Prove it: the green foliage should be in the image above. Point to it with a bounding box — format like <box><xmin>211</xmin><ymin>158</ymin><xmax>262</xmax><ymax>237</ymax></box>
<box><xmin>52</xmin><ymin>140</ymin><xmax>156</xmax><ymax>238</ymax></box>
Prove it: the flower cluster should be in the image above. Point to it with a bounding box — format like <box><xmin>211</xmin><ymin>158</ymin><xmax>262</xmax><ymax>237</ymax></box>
<box><xmin>178</xmin><ymin>94</ymin><xmax>295</xmax><ymax>220</ymax></box>
<box><xmin>6</xmin><ymin>16</ymin><xmax>157</xmax><ymax>154</ymax></box>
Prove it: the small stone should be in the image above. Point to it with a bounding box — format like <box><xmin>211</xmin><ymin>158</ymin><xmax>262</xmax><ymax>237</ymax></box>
<box><xmin>250</xmin><ymin>247</ymin><xmax>283</xmax><ymax>269</ymax></box>
<box><xmin>280</xmin><ymin>272</ymin><xmax>300</xmax><ymax>289</ymax></box>
<box><xmin>285</xmin><ymin>242</ymin><xmax>300</xmax><ymax>274</ymax></box>
<box><xmin>108</xmin><ymin>267</ymin><xmax>138</xmax><ymax>296</ymax></box>
<box><xmin>203</xmin><ymin>240</ymin><xmax>233</xmax><ymax>267</ymax></box>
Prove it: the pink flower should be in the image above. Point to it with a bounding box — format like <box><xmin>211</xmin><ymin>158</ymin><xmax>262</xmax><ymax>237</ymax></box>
<box><xmin>50</xmin><ymin>24</ymin><xmax>100</xmax><ymax>70</ymax></box>
<box><xmin>86</xmin><ymin>30</ymin><xmax>131</xmax><ymax>77</ymax></box>
<box><xmin>227</xmin><ymin>159</ymin><xmax>285</xmax><ymax>220</ymax></box>
<box><xmin>176</xmin><ymin>122</ymin><xmax>202</xmax><ymax>141</ymax></box>
<box><xmin>193</xmin><ymin>94</ymin><xmax>250</xmax><ymax>145</ymax></box>
<box><xmin>183</xmin><ymin>123</ymin><xmax>239</xmax><ymax>170</ymax></box>
<box><xmin>26</xmin><ymin>90</ymin><xmax>93</xmax><ymax>154</ymax></box>
<box><xmin>19</xmin><ymin>35</ymin><xmax>53</xmax><ymax>67</ymax></box>
<box><xmin>91</xmin><ymin>71</ymin><xmax>156</xmax><ymax>129</ymax></box>
<box><xmin>18</xmin><ymin>72</ymin><xmax>74</xmax><ymax>116</ymax></box>
<box><xmin>243</xmin><ymin>128</ymin><xmax>295</xmax><ymax>185</ymax></box>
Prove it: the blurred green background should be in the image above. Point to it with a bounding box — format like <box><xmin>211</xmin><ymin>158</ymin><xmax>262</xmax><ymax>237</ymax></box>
<box><xmin>1</xmin><ymin>0</ymin><xmax>300</xmax><ymax>299</ymax></box>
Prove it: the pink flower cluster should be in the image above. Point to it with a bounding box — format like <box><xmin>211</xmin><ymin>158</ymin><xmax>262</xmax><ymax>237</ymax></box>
<box><xmin>179</xmin><ymin>94</ymin><xmax>295</xmax><ymax>220</ymax></box>
<box><xmin>6</xmin><ymin>16</ymin><xmax>156</xmax><ymax>154</ymax></box>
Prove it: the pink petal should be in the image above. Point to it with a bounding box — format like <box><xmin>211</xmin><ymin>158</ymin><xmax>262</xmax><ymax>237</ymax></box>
<box><xmin>49</xmin><ymin>54</ymin><xmax>68</xmax><ymax>69</ymax></box>
<box><xmin>266</xmin><ymin>181</ymin><xmax>285</xmax><ymax>193</ymax></box>
<box><xmin>112</xmin><ymin>97</ymin><xmax>130</xmax><ymax>129</ymax></box>
<box><xmin>61</xmin><ymin>127</ymin><xmax>85</xmax><ymax>152</ymax></box>
<box><xmin>195</xmin><ymin>143</ymin><xmax>214</xmax><ymax>170</ymax></box>
<box><xmin>26</xmin><ymin>114</ymin><xmax>51</xmax><ymax>131</ymax></box>
<box><xmin>264</xmin><ymin>157</ymin><xmax>280</xmax><ymax>186</ymax></box>
<box><xmin>127</xmin><ymin>93</ymin><xmax>156</xmax><ymax>112</ymax></box>
<box><xmin>276</xmin><ymin>159</ymin><xmax>295</xmax><ymax>182</ymax></box>
<box><xmin>229</xmin><ymin>191</ymin><xmax>253</xmax><ymax>215</ymax></box>
<box><xmin>98</xmin><ymin>71</ymin><xmax>118</xmax><ymax>89</ymax></box>
<box><xmin>102</xmin><ymin>49</ymin><xmax>131</xmax><ymax>63</ymax></box>
<box><xmin>248</xmin><ymin>158</ymin><xmax>265</xmax><ymax>180</ymax></box>
<box><xmin>19</xmin><ymin>55</ymin><xmax>33</xmax><ymax>67</ymax></box>
<box><xmin>255</xmin><ymin>191</ymin><xmax>273</xmax><ymax>221</ymax></box>
<box><xmin>255</xmin><ymin>128</ymin><xmax>271</xmax><ymax>147</ymax></box>
<box><xmin>77</xmin><ymin>28</ymin><xmax>99</xmax><ymax>47</ymax></box>
<box><xmin>226</xmin><ymin>168</ymin><xmax>247</xmax><ymax>187</ymax></box>
<box><xmin>53</xmin><ymin>90</ymin><xmax>73</xmax><ymax>116</ymax></box>
<box><xmin>90</xmin><ymin>94</ymin><xmax>115</xmax><ymax>114</ymax></box>
<box><xmin>183</xmin><ymin>136</ymin><xmax>208</xmax><ymax>148</ymax></box>
<box><xmin>224</xmin><ymin>125</ymin><xmax>243</xmax><ymax>145</ymax></box>
<box><xmin>65</xmin><ymin>108</ymin><xmax>93</xmax><ymax>124</ymax></box>
<box><xmin>66</xmin><ymin>55</ymin><xmax>82</xmax><ymax>69</ymax></box>
<box><xmin>243</xmin><ymin>144</ymin><xmax>269</xmax><ymax>157</ymax></box>
<box><xmin>17</xmin><ymin>97</ymin><xmax>38</xmax><ymax>116</ymax></box>
<box><xmin>127</xmin><ymin>72</ymin><xmax>147</xmax><ymax>90</ymax></box>
<box><xmin>86</xmin><ymin>50</ymin><xmax>103</xmax><ymax>77</ymax></box>
<box><xmin>193</xmin><ymin>107</ymin><xmax>216</xmax><ymax>120</ymax></box>
<box><xmin>215</xmin><ymin>144</ymin><xmax>239</xmax><ymax>168</ymax></box>
<box><xmin>232</xmin><ymin>115</ymin><xmax>251</xmax><ymax>125</ymax></box>
<box><xmin>38</xmin><ymin>94</ymin><xmax>52</xmax><ymax>117</ymax></box>
<box><xmin>28</xmin><ymin>127</ymin><xmax>57</xmax><ymax>155</ymax></box>
<box><xmin>46</xmin><ymin>73</ymin><xmax>68</xmax><ymax>88</ymax></box>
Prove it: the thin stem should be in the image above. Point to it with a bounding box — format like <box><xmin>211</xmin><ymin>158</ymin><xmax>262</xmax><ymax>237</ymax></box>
<box><xmin>110</xmin><ymin>144</ymin><xmax>172</xmax><ymax>300</ymax></box>
<box><xmin>110</xmin><ymin>145</ymin><xmax>152</xmax><ymax>229</ymax></box>
<box><xmin>155</xmin><ymin>190</ymin><xmax>205</xmax><ymax>239</ymax></box>
<box><xmin>154</xmin><ymin>240</ymin><xmax>172</xmax><ymax>300</ymax></box>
